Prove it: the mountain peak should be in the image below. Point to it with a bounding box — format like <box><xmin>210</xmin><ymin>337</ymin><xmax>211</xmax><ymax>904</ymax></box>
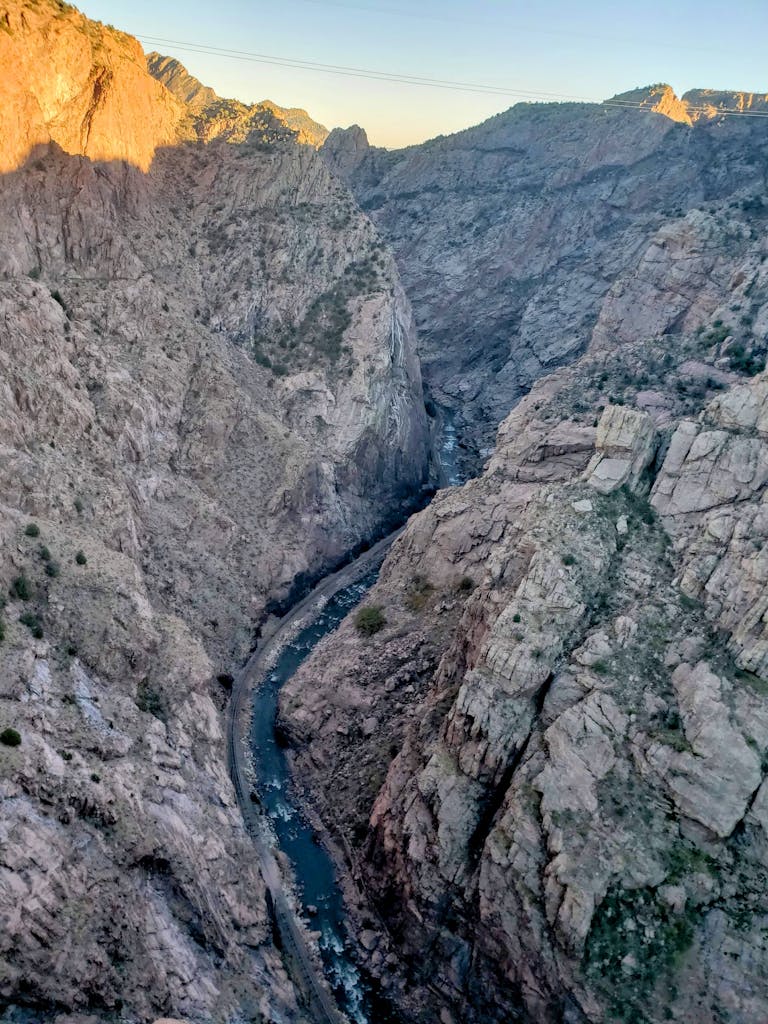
<box><xmin>146</xmin><ymin>52</ymin><xmax>329</xmax><ymax>147</ymax></box>
<box><xmin>608</xmin><ymin>84</ymin><xmax>692</xmax><ymax>124</ymax></box>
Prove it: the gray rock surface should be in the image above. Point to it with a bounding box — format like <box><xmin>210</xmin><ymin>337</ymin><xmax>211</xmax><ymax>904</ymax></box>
<box><xmin>0</xmin><ymin>2</ymin><xmax>429</xmax><ymax>1020</ymax></box>
<box><xmin>284</xmin><ymin>184</ymin><xmax>768</xmax><ymax>1023</ymax></box>
<box><xmin>322</xmin><ymin>89</ymin><xmax>768</xmax><ymax>468</ymax></box>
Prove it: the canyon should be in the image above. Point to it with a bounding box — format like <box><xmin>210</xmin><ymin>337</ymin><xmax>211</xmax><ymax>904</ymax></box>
<box><xmin>1</xmin><ymin>2</ymin><xmax>768</xmax><ymax>1024</ymax></box>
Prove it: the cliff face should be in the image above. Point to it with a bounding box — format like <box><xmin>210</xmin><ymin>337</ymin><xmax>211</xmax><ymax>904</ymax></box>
<box><xmin>322</xmin><ymin>88</ymin><xmax>767</xmax><ymax>472</ymax></box>
<box><xmin>283</xmin><ymin>195</ymin><xmax>768</xmax><ymax>1023</ymax></box>
<box><xmin>146</xmin><ymin>52</ymin><xmax>330</xmax><ymax>147</ymax></box>
<box><xmin>0</xmin><ymin>3</ymin><xmax>429</xmax><ymax>1020</ymax></box>
<box><xmin>0</xmin><ymin>0</ymin><xmax>187</xmax><ymax>171</ymax></box>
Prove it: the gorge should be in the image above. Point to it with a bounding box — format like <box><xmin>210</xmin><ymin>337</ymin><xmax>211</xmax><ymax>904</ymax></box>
<box><xmin>2</xmin><ymin>2</ymin><xmax>768</xmax><ymax>1024</ymax></box>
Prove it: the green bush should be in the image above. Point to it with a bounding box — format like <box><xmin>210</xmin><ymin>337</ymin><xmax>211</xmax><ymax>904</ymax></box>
<box><xmin>562</xmin><ymin>553</ymin><xmax>577</xmax><ymax>566</ymax></box>
<box><xmin>355</xmin><ymin>605</ymin><xmax>386</xmax><ymax>637</ymax></box>
<box><xmin>457</xmin><ymin>575</ymin><xmax>475</xmax><ymax>593</ymax></box>
<box><xmin>19</xmin><ymin>612</ymin><xmax>43</xmax><ymax>639</ymax></box>
<box><xmin>0</xmin><ymin>727</ymin><xmax>21</xmax><ymax>747</ymax></box>
<box><xmin>11</xmin><ymin>575</ymin><xmax>31</xmax><ymax>601</ymax></box>
<box><xmin>73</xmin><ymin>497</ymin><xmax>84</xmax><ymax>515</ymax></box>
<box><xmin>24</xmin><ymin>523</ymin><xmax>40</xmax><ymax>537</ymax></box>
<box><xmin>45</xmin><ymin>562</ymin><xmax>60</xmax><ymax>579</ymax></box>
<box><xmin>39</xmin><ymin>545</ymin><xmax>51</xmax><ymax>562</ymax></box>
<box><xmin>75</xmin><ymin>550</ymin><xmax>87</xmax><ymax>566</ymax></box>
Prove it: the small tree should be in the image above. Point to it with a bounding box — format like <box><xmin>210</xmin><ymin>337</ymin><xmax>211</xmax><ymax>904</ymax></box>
<box><xmin>355</xmin><ymin>605</ymin><xmax>386</xmax><ymax>637</ymax></box>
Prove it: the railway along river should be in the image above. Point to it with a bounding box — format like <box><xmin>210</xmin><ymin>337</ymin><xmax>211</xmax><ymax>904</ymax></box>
<box><xmin>228</xmin><ymin>414</ymin><xmax>466</xmax><ymax>1023</ymax></box>
<box><xmin>250</xmin><ymin>567</ymin><xmax>397</xmax><ymax>1024</ymax></box>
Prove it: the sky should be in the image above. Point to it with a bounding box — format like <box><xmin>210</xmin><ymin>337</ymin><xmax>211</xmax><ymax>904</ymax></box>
<box><xmin>77</xmin><ymin>0</ymin><xmax>768</xmax><ymax>148</ymax></box>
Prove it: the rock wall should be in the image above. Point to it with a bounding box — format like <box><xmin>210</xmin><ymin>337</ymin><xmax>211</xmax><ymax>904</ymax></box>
<box><xmin>322</xmin><ymin>86</ymin><xmax>768</xmax><ymax>470</ymax></box>
<box><xmin>0</xmin><ymin>3</ymin><xmax>430</xmax><ymax>1020</ymax></box>
<box><xmin>283</xmin><ymin>194</ymin><xmax>768</xmax><ymax>1023</ymax></box>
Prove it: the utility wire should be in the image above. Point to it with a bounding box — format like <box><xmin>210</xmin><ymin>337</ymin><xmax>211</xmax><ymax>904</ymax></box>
<box><xmin>137</xmin><ymin>34</ymin><xmax>768</xmax><ymax>118</ymax></box>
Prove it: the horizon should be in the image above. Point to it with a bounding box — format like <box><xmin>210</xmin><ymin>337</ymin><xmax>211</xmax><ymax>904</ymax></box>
<box><xmin>75</xmin><ymin>0</ymin><xmax>767</xmax><ymax>148</ymax></box>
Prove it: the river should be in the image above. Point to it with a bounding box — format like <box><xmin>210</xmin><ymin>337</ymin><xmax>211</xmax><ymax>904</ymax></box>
<box><xmin>246</xmin><ymin>412</ymin><xmax>464</xmax><ymax>1023</ymax></box>
<box><xmin>249</xmin><ymin>568</ymin><xmax>398</xmax><ymax>1024</ymax></box>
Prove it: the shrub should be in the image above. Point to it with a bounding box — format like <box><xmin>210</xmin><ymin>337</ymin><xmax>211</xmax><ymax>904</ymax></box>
<box><xmin>19</xmin><ymin>612</ymin><xmax>43</xmax><ymax>638</ymax></box>
<box><xmin>73</xmin><ymin>497</ymin><xmax>84</xmax><ymax>515</ymax></box>
<box><xmin>11</xmin><ymin>575</ymin><xmax>31</xmax><ymax>601</ymax></box>
<box><xmin>75</xmin><ymin>550</ymin><xmax>87</xmax><ymax>566</ymax></box>
<box><xmin>355</xmin><ymin>605</ymin><xmax>386</xmax><ymax>637</ymax></box>
<box><xmin>457</xmin><ymin>575</ymin><xmax>475</xmax><ymax>593</ymax></box>
<box><xmin>24</xmin><ymin>523</ymin><xmax>40</xmax><ymax>537</ymax></box>
<box><xmin>512</xmin><ymin>613</ymin><xmax>522</xmax><ymax>623</ymax></box>
<box><xmin>405</xmin><ymin>574</ymin><xmax>434</xmax><ymax>612</ymax></box>
<box><xmin>38</xmin><ymin>545</ymin><xmax>51</xmax><ymax>562</ymax></box>
<box><xmin>562</xmin><ymin>553</ymin><xmax>577</xmax><ymax>566</ymax></box>
<box><xmin>45</xmin><ymin>562</ymin><xmax>60</xmax><ymax>578</ymax></box>
<box><xmin>136</xmin><ymin>679</ymin><xmax>164</xmax><ymax>720</ymax></box>
<box><xmin>0</xmin><ymin>619</ymin><xmax>4</xmax><ymax>643</ymax></box>
<box><xmin>90</xmin><ymin>773</ymin><xmax>101</xmax><ymax>783</ymax></box>
<box><xmin>0</xmin><ymin>727</ymin><xmax>21</xmax><ymax>747</ymax></box>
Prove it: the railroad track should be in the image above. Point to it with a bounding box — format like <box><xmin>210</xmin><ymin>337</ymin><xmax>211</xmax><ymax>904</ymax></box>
<box><xmin>226</xmin><ymin>529</ymin><xmax>402</xmax><ymax>1024</ymax></box>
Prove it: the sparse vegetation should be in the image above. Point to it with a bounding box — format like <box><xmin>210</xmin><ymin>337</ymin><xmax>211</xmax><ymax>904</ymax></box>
<box><xmin>19</xmin><ymin>611</ymin><xmax>43</xmax><ymax>638</ymax></box>
<box><xmin>10</xmin><ymin>575</ymin><xmax>31</xmax><ymax>601</ymax></box>
<box><xmin>136</xmin><ymin>679</ymin><xmax>164</xmax><ymax>720</ymax></box>
<box><xmin>586</xmin><ymin>884</ymin><xmax>699</xmax><ymax>1022</ymax></box>
<box><xmin>0</xmin><ymin>728</ymin><xmax>21</xmax><ymax>747</ymax></box>
<box><xmin>405</xmin><ymin>574</ymin><xmax>434</xmax><ymax>612</ymax></box>
<box><xmin>24</xmin><ymin>523</ymin><xmax>40</xmax><ymax>537</ymax></box>
<box><xmin>75</xmin><ymin>550</ymin><xmax>87</xmax><ymax>566</ymax></box>
<box><xmin>355</xmin><ymin>605</ymin><xmax>386</xmax><ymax>637</ymax></box>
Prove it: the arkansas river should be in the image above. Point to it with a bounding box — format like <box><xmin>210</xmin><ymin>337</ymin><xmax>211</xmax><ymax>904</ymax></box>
<box><xmin>227</xmin><ymin>413</ymin><xmax>464</xmax><ymax>1023</ymax></box>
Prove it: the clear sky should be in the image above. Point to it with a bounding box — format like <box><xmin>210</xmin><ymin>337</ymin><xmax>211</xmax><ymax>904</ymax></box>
<box><xmin>77</xmin><ymin>0</ymin><xmax>768</xmax><ymax>148</ymax></box>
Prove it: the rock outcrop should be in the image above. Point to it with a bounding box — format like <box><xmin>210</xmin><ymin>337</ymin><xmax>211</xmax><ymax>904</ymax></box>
<box><xmin>147</xmin><ymin>53</ymin><xmax>330</xmax><ymax>147</ymax></box>
<box><xmin>283</xmin><ymin>189</ymin><xmax>768</xmax><ymax>1023</ymax></box>
<box><xmin>322</xmin><ymin>86</ymin><xmax>768</xmax><ymax>473</ymax></box>
<box><xmin>0</xmin><ymin>0</ymin><xmax>186</xmax><ymax>172</ymax></box>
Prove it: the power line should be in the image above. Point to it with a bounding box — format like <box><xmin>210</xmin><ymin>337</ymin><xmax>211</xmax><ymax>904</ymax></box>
<box><xmin>137</xmin><ymin>34</ymin><xmax>768</xmax><ymax>119</ymax></box>
<box><xmin>289</xmin><ymin>0</ymin><xmax>740</xmax><ymax>58</ymax></box>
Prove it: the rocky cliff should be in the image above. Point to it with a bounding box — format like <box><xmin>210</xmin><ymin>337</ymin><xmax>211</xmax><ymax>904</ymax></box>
<box><xmin>0</xmin><ymin>2</ymin><xmax>429</xmax><ymax>1020</ymax></box>
<box><xmin>282</xmin><ymin>192</ymin><xmax>768</xmax><ymax>1022</ymax></box>
<box><xmin>322</xmin><ymin>86</ymin><xmax>768</xmax><ymax>475</ymax></box>
<box><xmin>146</xmin><ymin>53</ymin><xmax>330</xmax><ymax>147</ymax></box>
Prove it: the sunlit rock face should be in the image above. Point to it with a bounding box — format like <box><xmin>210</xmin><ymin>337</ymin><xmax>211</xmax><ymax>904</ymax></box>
<box><xmin>0</xmin><ymin>0</ymin><xmax>186</xmax><ymax>171</ymax></box>
<box><xmin>285</xmin><ymin>193</ymin><xmax>768</xmax><ymax>1023</ymax></box>
<box><xmin>0</xmin><ymin>2</ymin><xmax>430</xmax><ymax>1019</ymax></box>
